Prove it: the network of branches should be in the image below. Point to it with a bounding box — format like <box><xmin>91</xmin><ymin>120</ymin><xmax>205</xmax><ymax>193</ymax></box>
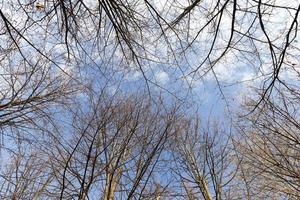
<box><xmin>0</xmin><ymin>0</ymin><xmax>299</xmax><ymax>199</ymax></box>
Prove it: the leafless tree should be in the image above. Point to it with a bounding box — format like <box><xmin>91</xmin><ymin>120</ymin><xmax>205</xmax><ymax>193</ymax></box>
<box><xmin>33</xmin><ymin>91</ymin><xmax>180</xmax><ymax>199</ymax></box>
<box><xmin>0</xmin><ymin>1</ymin><xmax>299</xmax><ymax>199</ymax></box>
<box><xmin>0</xmin><ymin>0</ymin><xmax>299</xmax><ymax>99</ymax></box>
<box><xmin>0</xmin><ymin>42</ymin><xmax>76</xmax><ymax>151</ymax></box>
<box><xmin>235</xmin><ymin>82</ymin><xmax>300</xmax><ymax>199</ymax></box>
<box><xmin>169</xmin><ymin>116</ymin><xmax>238</xmax><ymax>200</ymax></box>
<box><xmin>0</xmin><ymin>144</ymin><xmax>52</xmax><ymax>200</ymax></box>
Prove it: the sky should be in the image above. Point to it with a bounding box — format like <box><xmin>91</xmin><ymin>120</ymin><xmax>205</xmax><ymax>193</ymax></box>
<box><xmin>0</xmin><ymin>0</ymin><xmax>300</xmax><ymax>125</ymax></box>
<box><xmin>0</xmin><ymin>1</ymin><xmax>299</xmax><ymax>198</ymax></box>
<box><xmin>0</xmin><ymin>0</ymin><xmax>299</xmax><ymax>126</ymax></box>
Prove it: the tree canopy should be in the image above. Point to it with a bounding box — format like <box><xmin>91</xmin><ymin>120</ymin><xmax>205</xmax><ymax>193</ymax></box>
<box><xmin>0</xmin><ymin>0</ymin><xmax>299</xmax><ymax>199</ymax></box>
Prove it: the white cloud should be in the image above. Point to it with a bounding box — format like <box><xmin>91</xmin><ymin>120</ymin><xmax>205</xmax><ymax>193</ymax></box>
<box><xmin>155</xmin><ymin>71</ymin><xmax>169</xmax><ymax>84</ymax></box>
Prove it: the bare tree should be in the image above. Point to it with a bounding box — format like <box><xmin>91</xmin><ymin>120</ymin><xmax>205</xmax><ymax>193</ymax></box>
<box><xmin>0</xmin><ymin>41</ymin><xmax>76</xmax><ymax>153</ymax></box>
<box><xmin>0</xmin><ymin>1</ymin><xmax>300</xmax><ymax>199</ymax></box>
<box><xmin>0</xmin><ymin>0</ymin><xmax>299</xmax><ymax>99</ymax></box>
<box><xmin>235</xmin><ymin>83</ymin><xmax>300</xmax><ymax>199</ymax></box>
<box><xmin>169</xmin><ymin>116</ymin><xmax>238</xmax><ymax>200</ymax></box>
<box><xmin>0</xmin><ymin>144</ymin><xmax>52</xmax><ymax>200</ymax></box>
<box><xmin>33</xmin><ymin>91</ymin><xmax>180</xmax><ymax>199</ymax></box>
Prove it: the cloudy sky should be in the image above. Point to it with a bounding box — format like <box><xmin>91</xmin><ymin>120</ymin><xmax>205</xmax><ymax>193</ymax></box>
<box><xmin>1</xmin><ymin>0</ymin><xmax>299</xmax><ymax>120</ymax></box>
